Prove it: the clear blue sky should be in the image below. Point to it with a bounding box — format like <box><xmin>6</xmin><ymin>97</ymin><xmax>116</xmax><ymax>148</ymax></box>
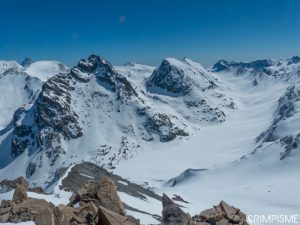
<box><xmin>1</xmin><ymin>0</ymin><xmax>300</xmax><ymax>66</ymax></box>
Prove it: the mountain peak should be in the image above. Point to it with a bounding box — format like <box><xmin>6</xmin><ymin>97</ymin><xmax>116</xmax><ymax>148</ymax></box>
<box><xmin>146</xmin><ymin>58</ymin><xmax>192</xmax><ymax>96</ymax></box>
<box><xmin>71</xmin><ymin>54</ymin><xmax>117</xmax><ymax>84</ymax></box>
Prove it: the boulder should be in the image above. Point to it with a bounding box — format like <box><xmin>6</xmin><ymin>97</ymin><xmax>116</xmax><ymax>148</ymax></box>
<box><xmin>78</xmin><ymin>202</ymin><xmax>99</xmax><ymax>224</ymax></box>
<box><xmin>199</xmin><ymin>208</ymin><xmax>217</xmax><ymax>224</ymax></box>
<box><xmin>197</xmin><ymin>201</ymin><xmax>248</xmax><ymax>225</ymax></box>
<box><xmin>12</xmin><ymin>184</ymin><xmax>28</xmax><ymax>204</ymax></box>
<box><xmin>98</xmin><ymin>206</ymin><xmax>136</xmax><ymax>225</ymax></box>
<box><xmin>57</xmin><ymin>204</ymin><xmax>85</xmax><ymax>225</ymax></box>
<box><xmin>96</xmin><ymin>177</ymin><xmax>126</xmax><ymax>216</ymax></box>
<box><xmin>9</xmin><ymin>198</ymin><xmax>57</xmax><ymax>225</ymax></box>
<box><xmin>72</xmin><ymin>177</ymin><xmax>126</xmax><ymax>216</ymax></box>
<box><xmin>220</xmin><ymin>200</ymin><xmax>237</xmax><ymax>221</ymax></box>
<box><xmin>162</xmin><ymin>194</ymin><xmax>192</xmax><ymax>225</ymax></box>
<box><xmin>216</xmin><ymin>218</ymin><xmax>231</xmax><ymax>225</ymax></box>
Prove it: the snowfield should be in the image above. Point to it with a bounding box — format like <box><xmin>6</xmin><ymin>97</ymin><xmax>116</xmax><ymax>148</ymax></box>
<box><xmin>0</xmin><ymin>56</ymin><xmax>300</xmax><ymax>224</ymax></box>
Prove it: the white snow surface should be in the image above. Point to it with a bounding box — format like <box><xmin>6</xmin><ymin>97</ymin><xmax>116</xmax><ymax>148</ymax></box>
<box><xmin>25</xmin><ymin>61</ymin><xmax>69</xmax><ymax>82</ymax></box>
<box><xmin>115</xmin><ymin>63</ymin><xmax>300</xmax><ymax>224</ymax></box>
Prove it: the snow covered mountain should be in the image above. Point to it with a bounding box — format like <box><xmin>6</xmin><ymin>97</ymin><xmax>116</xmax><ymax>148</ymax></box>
<box><xmin>0</xmin><ymin>55</ymin><xmax>234</xmax><ymax>188</ymax></box>
<box><xmin>0</xmin><ymin>55</ymin><xmax>300</xmax><ymax>224</ymax></box>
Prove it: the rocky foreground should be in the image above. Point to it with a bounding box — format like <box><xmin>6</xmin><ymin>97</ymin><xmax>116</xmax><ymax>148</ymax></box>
<box><xmin>0</xmin><ymin>176</ymin><xmax>248</xmax><ymax>225</ymax></box>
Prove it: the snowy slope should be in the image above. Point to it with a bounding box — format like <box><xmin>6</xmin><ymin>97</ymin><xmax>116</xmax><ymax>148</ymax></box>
<box><xmin>25</xmin><ymin>61</ymin><xmax>69</xmax><ymax>82</ymax></box>
<box><xmin>0</xmin><ymin>61</ymin><xmax>23</xmax><ymax>75</ymax></box>
<box><xmin>115</xmin><ymin>58</ymin><xmax>300</xmax><ymax>224</ymax></box>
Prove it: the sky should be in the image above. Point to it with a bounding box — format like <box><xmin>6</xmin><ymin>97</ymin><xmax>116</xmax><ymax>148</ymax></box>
<box><xmin>1</xmin><ymin>0</ymin><xmax>300</xmax><ymax>66</ymax></box>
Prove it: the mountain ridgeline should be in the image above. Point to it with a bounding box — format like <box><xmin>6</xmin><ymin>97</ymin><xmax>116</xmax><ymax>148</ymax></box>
<box><xmin>0</xmin><ymin>55</ymin><xmax>233</xmax><ymax>186</ymax></box>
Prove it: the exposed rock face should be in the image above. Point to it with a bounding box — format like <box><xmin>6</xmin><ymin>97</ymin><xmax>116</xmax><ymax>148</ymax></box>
<box><xmin>6</xmin><ymin>54</ymin><xmax>143</xmax><ymax>180</ymax></box>
<box><xmin>71</xmin><ymin>177</ymin><xmax>126</xmax><ymax>216</ymax></box>
<box><xmin>71</xmin><ymin>54</ymin><xmax>138</xmax><ymax>100</ymax></box>
<box><xmin>147</xmin><ymin>59</ymin><xmax>192</xmax><ymax>96</ymax></box>
<box><xmin>10</xmin><ymin>73</ymin><xmax>83</xmax><ymax>171</ymax></box>
<box><xmin>257</xmin><ymin>85</ymin><xmax>299</xmax><ymax>143</ymax></box>
<box><xmin>12</xmin><ymin>184</ymin><xmax>28</xmax><ymax>204</ymax></box>
<box><xmin>0</xmin><ymin>197</ymin><xmax>58</xmax><ymax>225</ymax></box>
<box><xmin>145</xmin><ymin>113</ymin><xmax>189</xmax><ymax>142</ymax></box>
<box><xmin>256</xmin><ymin>85</ymin><xmax>300</xmax><ymax>159</ymax></box>
<box><xmin>162</xmin><ymin>194</ymin><xmax>192</xmax><ymax>225</ymax></box>
<box><xmin>280</xmin><ymin>134</ymin><xmax>300</xmax><ymax>159</ymax></box>
<box><xmin>166</xmin><ymin>169</ymin><xmax>206</xmax><ymax>187</ymax></box>
<box><xmin>98</xmin><ymin>206</ymin><xmax>138</xmax><ymax>225</ymax></box>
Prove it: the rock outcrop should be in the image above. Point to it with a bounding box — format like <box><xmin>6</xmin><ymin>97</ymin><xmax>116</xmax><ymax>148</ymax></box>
<box><xmin>161</xmin><ymin>194</ymin><xmax>248</xmax><ymax>225</ymax></box>
<box><xmin>0</xmin><ymin>177</ymin><xmax>139</xmax><ymax>225</ymax></box>
<box><xmin>12</xmin><ymin>184</ymin><xmax>28</xmax><ymax>204</ymax></box>
<box><xmin>0</xmin><ymin>188</ymin><xmax>58</xmax><ymax>225</ymax></box>
<box><xmin>70</xmin><ymin>177</ymin><xmax>126</xmax><ymax>216</ymax></box>
<box><xmin>0</xmin><ymin>177</ymin><xmax>249</xmax><ymax>225</ymax></box>
<box><xmin>162</xmin><ymin>194</ymin><xmax>192</xmax><ymax>225</ymax></box>
<box><xmin>146</xmin><ymin>58</ymin><xmax>193</xmax><ymax>96</ymax></box>
<box><xmin>193</xmin><ymin>200</ymin><xmax>248</xmax><ymax>225</ymax></box>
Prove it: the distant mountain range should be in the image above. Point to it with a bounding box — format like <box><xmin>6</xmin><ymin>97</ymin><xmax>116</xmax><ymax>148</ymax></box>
<box><xmin>0</xmin><ymin>55</ymin><xmax>299</xmax><ymax>223</ymax></box>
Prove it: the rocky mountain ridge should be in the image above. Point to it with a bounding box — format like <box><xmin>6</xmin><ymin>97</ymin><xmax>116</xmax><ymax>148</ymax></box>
<box><xmin>0</xmin><ymin>175</ymin><xmax>249</xmax><ymax>225</ymax></box>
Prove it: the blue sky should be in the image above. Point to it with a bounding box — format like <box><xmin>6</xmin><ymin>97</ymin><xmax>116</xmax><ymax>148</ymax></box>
<box><xmin>1</xmin><ymin>0</ymin><xmax>300</xmax><ymax>66</ymax></box>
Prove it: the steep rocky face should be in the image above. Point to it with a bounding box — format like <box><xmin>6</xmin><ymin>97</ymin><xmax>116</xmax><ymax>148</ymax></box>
<box><xmin>146</xmin><ymin>58</ymin><xmax>217</xmax><ymax>96</ymax></box>
<box><xmin>70</xmin><ymin>177</ymin><xmax>126</xmax><ymax>216</ymax></box>
<box><xmin>10</xmin><ymin>73</ymin><xmax>83</xmax><ymax>172</ymax></box>
<box><xmin>72</xmin><ymin>55</ymin><xmax>138</xmax><ymax>101</ymax></box>
<box><xmin>146</xmin><ymin>59</ymin><xmax>193</xmax><ymax>96</ymax></box>
<box><xmin>256</xmin><ymin>85</ymin><xmax>300</xmax><ymax>159</ymax></box>
<box><xmin>145</xmin><ymin>57</ymin><xmax>230</xmax><ymax>126</ymax></box>
<box><xmin>145</xmin><ymin>113</ymin><xmax>188</xmax><ymax>142</ymax></box>
<box><xmin>257</xmin><ymin>85</ymin><xmax>299</xmax><ymax>142</ymax></box>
